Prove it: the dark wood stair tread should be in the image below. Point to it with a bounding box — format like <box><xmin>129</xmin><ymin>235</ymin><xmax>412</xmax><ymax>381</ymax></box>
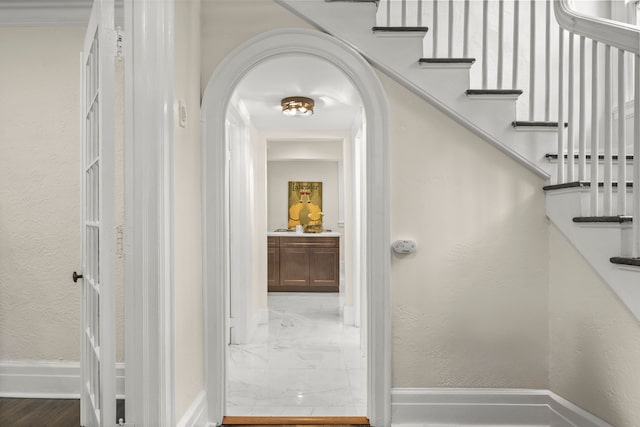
<box><xmin>573</xmin><ymin>216</ymin><xmax>632</xmax><ymax>223</ymax></box>
<box><xmin>543</xmin><ymin>181</ymin><xmax>634</xmax><ymax>191</ymax></box>
<box><xmin>419</xmin><ymin>58</ymin><xmax>476</xmax><ymax>64</ymax></box>
<box><xmin>545</xmin><ymin>153</ymin><xmax>634</xmax><ymax>161</ymax></box>
<box><xmin>466</xmin><ymin>89</ymin><xmax>523</xmax><ymax>96</ymax></box>
<box><xmin>512</xmin><ymin>121</ymin><xmax>569</xmax><ymax>128</ymax></box>
<box><xmin>610</xmin><ymin>257</ymin><xmax>640</xmax><ymax>267</ymax></box>
<box><xmin>372</xmin><ymin>26</ymin><xmax>428</xmax><ymax>33</ymax></box>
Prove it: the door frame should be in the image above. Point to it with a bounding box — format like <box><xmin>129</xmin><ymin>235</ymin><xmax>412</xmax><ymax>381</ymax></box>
<box><xmin>202</xmin><ymin>28</ymin><xmax>391</xmax><ymax>426</ymax></box>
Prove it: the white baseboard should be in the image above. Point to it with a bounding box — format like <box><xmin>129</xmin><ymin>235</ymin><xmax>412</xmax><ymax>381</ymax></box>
<box><xmin>0</xmin><ymin>360</ymin><xmax>125</xmax><ymax>399</ymax></box>
<box><xmin>249</xmin><ymin>308</ymin><xmax>269</xmax><ymax>343</ymax></box>
<box><xmin>343</xmin><ymin>304</ymin><xmax>355</xmax><ymax>326</ymax></box>
<box><xmin>177</xmin><ymin>390</ymin><xmax>208</xmax><ymax>427</ymax></box>
<box><xmin>391</xmin><ymin>388</ymin><xmax>612</xmax><ymax>427</ymax></box>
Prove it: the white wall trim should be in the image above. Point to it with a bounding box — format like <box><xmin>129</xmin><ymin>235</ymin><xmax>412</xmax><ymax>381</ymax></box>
<box><xmin>343</xmin><ymin>304</ymin><xmax>355</xmax><ymax>326</ymax></box>
<box><xmin>124</xmin><ymin>0</ymin><xmax>176</xmax><ymax>425</ymax></box>
<box><xmin>177</xmin><ymin>390</ymin><xmax>208</xmax><ymax>427</ymax></box>
<box><xmin>391</xmin><ymin>388</ymin><xmax>613</xmax><ymax>427</ymax></box>
<box><xmin>202</xmin><ymin>28</ymin><xmax>391</xmax><ymax>426</ymax></box>
<box><xmin>0</xmin><ymin>361</ymin><xmax>125</xmax><ymax>400</ymax></box>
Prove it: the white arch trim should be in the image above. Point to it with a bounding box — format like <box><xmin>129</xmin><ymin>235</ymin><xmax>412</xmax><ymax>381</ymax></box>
<box><xmin>201</xmin><ymin>28</ymin><xmax>391</xmax><ymax>426</ymax></box>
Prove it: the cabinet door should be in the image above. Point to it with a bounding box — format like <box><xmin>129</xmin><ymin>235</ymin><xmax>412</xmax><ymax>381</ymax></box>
<box><xmin>309</xmin><ymin>247</ymin><xmax>340</xmax><ymax>290</ymax></box>
<box><xmin>279</xmin><ymin>247</ymin><xmax>310</xmax><ymax>287</ymax></box>
<box><xmin>267</xmin><ymin>247</ymin><xmax>280</xmax><ymax>290</ymax></box>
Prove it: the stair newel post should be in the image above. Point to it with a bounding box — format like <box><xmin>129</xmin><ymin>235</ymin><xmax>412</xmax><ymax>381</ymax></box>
<box><xmin>482</xmin><ymin>0</ymin><xmax>489</xmax><ymax>88</ymax></box>
<box><xmin>603</xmin><ymin>44</ymin><xmax>613</xmax><ymax>216</ymax></box>
<box><xmin>590</xmin><ymin>40</ymin><xmax>600</xmax><ymax>216</ymax></box>
<box><xmin>617</xmin><ymin>49</ymin><xmax>627</xmax><ymax>216</ymax></box>
<box><xmin>557</xmin><ymin>26</ymin><xmax>565</xmax><ymax>184</ymax></box>
<box><xmin>633</xmin><ymin>54</ymin><xmax>640</xmax><ymax>258</ymax></box>
<box><xmin>529</xmin><ymin>0</ymin><xmax>536</xmax><ymax>120</ymax></box>
<box><xmin>512</xmin><ymin>0</ymin><xmax>519</xmax><ymax>89</ymax></box>
<box><xmin>567</xmin><ymin>32</ymin><xmax>575</xmax><ymax>182</ymax></box>
<box><xmin>579</xmin><ymin>36</ymin><xmax>587</xmax><ymax>181</ymax></box>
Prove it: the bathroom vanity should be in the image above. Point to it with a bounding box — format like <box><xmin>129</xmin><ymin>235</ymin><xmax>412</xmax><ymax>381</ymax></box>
<box><xmin>267</xmin><ymin>232</ymin><xmax>340</xmax><ymax>292</ymax></box>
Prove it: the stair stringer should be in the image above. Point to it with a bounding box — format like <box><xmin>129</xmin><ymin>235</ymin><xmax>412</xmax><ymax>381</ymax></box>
<box><xmin>546</xmin><ymin>189</ymin><xmax>640</xmax><ymax>320</ymax></box>
<box><xmin>275</xmin><ymin>0</ymin><xmax>554</xmax><ymax>179</ymax></box>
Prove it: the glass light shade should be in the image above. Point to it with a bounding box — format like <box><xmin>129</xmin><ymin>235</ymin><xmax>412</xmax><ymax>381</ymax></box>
<box><xmin>281</xmin><ymin>96</ymin><xmax>314</xmax><ymax>117</ymax></box>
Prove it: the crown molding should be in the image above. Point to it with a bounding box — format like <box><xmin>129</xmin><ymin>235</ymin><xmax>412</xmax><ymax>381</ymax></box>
<box><xmin>0</xmin><ymin>0</ymin><xmax>92</xmax><ymax>27</ymax></box>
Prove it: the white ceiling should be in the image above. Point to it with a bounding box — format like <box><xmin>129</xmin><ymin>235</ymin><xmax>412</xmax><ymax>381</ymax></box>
<box><xmin>233</xmin><ymin>54</ymin><xmax>363</xmax><ymax>132</ymax></box>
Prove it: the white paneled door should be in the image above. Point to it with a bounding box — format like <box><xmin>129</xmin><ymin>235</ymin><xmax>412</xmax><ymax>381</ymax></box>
<box><xmin>79</xmin><ymin>1</ymin><xmax>116</xmax><ymax>426</ymax></box>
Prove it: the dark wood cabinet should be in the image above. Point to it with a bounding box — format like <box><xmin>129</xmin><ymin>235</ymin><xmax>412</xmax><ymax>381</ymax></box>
<box><xmin>268</xmin><ymin>235</ymin><xmax>339</xmax><ymax>292</ymax></box>
<box><xmin>267</xmin><ymin>237</ymin><xmax>280</xmax><ymax>288</ymax></box>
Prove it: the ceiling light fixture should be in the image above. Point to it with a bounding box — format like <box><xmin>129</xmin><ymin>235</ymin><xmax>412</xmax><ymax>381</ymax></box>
<box><xmin>281</xmin><ymin>96</ymin><xmax>314</xmax><ymax>117</ymax></box>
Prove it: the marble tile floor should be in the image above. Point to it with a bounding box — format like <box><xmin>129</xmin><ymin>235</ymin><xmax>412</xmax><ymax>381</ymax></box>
<box><xmin>226</xmin><ymin>292</ymin><xmax>366</xmax><ymax>416</ymax></box>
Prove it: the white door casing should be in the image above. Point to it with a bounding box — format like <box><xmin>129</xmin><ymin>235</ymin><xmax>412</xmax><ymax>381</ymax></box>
<box><xmin>80</xmin><ymin>0</ymin><xmax>117</xmax><ymax>425</ymax></box>
<box><xmin>202</xmin><ymin>28</ymin><xmax>392</xmax><ymax>426</ymax></box>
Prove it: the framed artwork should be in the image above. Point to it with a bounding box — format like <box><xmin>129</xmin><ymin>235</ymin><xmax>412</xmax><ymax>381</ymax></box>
<box><xmin>288</xmin><ymin>181</ymin><xmax>323</xmax><ymax>232</ymax></box>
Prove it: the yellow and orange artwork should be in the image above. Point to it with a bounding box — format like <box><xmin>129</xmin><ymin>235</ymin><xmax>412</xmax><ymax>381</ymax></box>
<box><xmin>288</xmin><ymin>181</ymin><xmax>323</xmax><ymax>232</ymax></box>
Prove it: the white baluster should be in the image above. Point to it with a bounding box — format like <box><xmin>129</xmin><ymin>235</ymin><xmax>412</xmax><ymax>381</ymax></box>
<box><xmin>498</xmin><ymin>0</ymin><xmax>504</xmax><ymax>88</ymax></box>
<box><xmin>463</xmin><ymin>0</ymin><xmax>470</xmax><ymax>58</ymax></box>
<box><xmin>530</xmin><ymin>0</ymin><xmax>536</xmax><ymax>120</ymax></box>
<box><xmin>591</xmin><ymin>41</ymin><xmax>599</xmax><ymax>216</ymax></box>
<box><xmin>417</xmin><ymin>0</ymin><xmax>423</xmax><ymax>27</ymax></box>
<box><xmin>568</xmin><ymin>32</ymin><xmax>575</xmax><ymax>182</ymax></box>
<box><xmin>579</xmin><ymin>36</ymin><xmax>587</xmax><ymax>181</ymax></box>
<box><xmin>386</xmin><ymin>0</ymin><xmax>391</xmax><ymax>27</ymax></box>
<box><xmin>604</xmin><ymin>45</ymin><xmax>613</xmax><ymax>216</ymax></box>
<box><xmin>448</xmin><ymin>0</ymin><xmax>454</xmax><ymax>58</ymax></box>
<box><xmin>633</xmin><ymin>54</ymin><xmax>640</xmax><ymax>257</ymax></box>
<box><xmin>618</xmin><ymin>50</ymin><xmax>627</xmax><ymax>215</ymax></box>
<box><xmin>558</xmin><ymin>27</ymin><xmax>565</xmax><ymax>184</ymax></box>
<box><xmin>545</xmin><ymin>0</ymin><xmax>551</xmax><ymax>121</ymax></box>
<box><xmin>483</xmin><ymin>0</ymin><xmax>488</xmax><ymax>88</ymax></box>
<box><xmin>433</xmin><ymin>0</ymin><xmax>438</xmax><ymax>57</ymax></box>
<box><xmin>401</xmin><ymin>0</ymin><xmax>406</xmax><ymax>27</ymax></box>
<box><xmin>512</xmin><ymin>0</ymin><xmax>519</xmax><ymax>89</ymax></box>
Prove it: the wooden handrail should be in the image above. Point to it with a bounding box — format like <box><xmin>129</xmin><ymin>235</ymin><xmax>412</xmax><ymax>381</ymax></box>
<box><xmin>554</xmin><ymin>0</ymin><xmax>639</xmax><ymax>54</ymax></box>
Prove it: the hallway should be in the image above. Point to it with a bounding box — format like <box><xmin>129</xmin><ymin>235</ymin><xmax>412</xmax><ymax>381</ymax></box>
<box><xmin>227</xmin><ymin>293</ymin><xmax>366</xmax><ymax>416</ymax></box>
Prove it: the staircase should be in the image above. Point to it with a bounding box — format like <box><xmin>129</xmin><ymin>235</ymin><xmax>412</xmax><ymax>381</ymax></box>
<box><xmin>276</xmin><ymin>0</ymin><xmax>640</xmax><ymax>318</ymax></box>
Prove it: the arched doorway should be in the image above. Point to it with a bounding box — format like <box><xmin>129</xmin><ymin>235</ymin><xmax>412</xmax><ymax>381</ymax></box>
<box><xmin>201</xmin><ymin>28</ymin><xmax>391</xmax><ymax>426</ymax></box>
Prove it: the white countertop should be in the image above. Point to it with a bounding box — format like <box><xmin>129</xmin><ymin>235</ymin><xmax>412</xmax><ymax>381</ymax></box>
<box><xmin>268</xmin><ymin>231</ymin><xmax>341</xmax><ymax>238</ymax></box>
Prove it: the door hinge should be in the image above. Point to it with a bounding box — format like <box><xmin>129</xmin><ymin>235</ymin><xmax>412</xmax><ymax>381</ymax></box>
<box><xmin>116</xmin><ymin>27</ymin><xmax>124</xmax><ymax>59</ymax></box>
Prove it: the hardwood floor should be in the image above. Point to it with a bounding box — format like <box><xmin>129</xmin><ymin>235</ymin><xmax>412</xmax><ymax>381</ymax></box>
<box><xmin>0</xmin><ymin>398</ymin><xmax>125</xmax><ymax>427</ymax></box>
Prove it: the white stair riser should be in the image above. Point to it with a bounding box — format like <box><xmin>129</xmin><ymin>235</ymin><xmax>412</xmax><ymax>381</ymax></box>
<box><xmin>547</xmin><ymin>159</ymin><xmax>635</xmax><ymax>181</ymax></box>
<box><xmin>574</xmin><ymin>187</ymin><xmax>635</xmax><ymax>217</ymax></box>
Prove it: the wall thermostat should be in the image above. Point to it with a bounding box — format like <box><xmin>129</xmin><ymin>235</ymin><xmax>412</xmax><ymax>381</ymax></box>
<box><xmin>392</xmin><ymin>240</ymin><xmax>417</xmax><ymax>254</ymax></box>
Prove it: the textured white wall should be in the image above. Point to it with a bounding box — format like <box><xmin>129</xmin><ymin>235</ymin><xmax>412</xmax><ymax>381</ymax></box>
<box><xmin>0</xmin><ymin>27</ymin><xmax>85</xmax><ymax>362</ymax></box>
<box><xmin>174</xmin><ymin>0</ymin><xmax>204</xmax><ymax>421</ymax></box>
<box><xmin>549</xmin><ymin>225</ymin><xmax>640</xmax><ymax>427</ymax></box>
<box><xmin>381</xmin><ymin>70</ymin><xmax>550</xmax><ymax>388</ymax></box>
